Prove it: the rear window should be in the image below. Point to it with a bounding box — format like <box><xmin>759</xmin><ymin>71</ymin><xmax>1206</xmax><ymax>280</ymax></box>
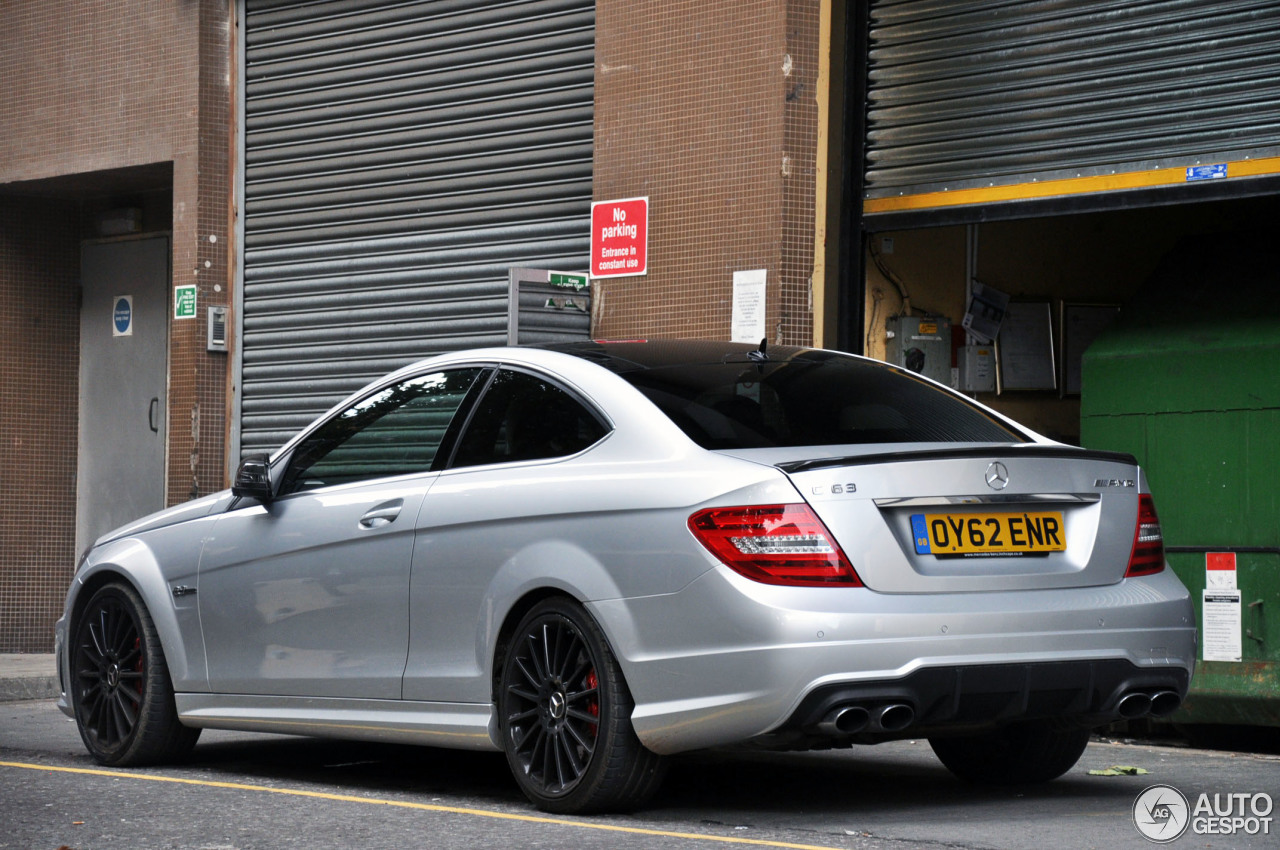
<box><xmin>617</xmin><ymin>352</ymin><xmax>1026</xmax><ymax>449</ymax></box>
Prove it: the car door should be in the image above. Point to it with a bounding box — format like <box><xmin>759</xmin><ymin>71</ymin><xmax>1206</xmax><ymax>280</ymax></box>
<box><xmin>402</xmin><ymin>367</ymin><xmax>611</xmax><ymax>702</ymax></box>
<box><xmin>198</xmin><ymin>367</ymin><xmax>486</xmax><ymax>698</ymax></box>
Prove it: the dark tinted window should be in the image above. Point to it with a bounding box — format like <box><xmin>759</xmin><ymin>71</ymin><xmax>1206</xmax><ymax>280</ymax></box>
<box><xmin>451</xmin><ymin>369</ymin><xmax>608</xmax><ymax>467</ymax></box>
<box><xmin>280</xmin><ymin>368</ymin><xmax>484</xmax><ymax>495</ymax></box>
<box><xmin>618</xmin><ymin>353</ymin><xmax>1026</xmax><ymax>448</ymax></box>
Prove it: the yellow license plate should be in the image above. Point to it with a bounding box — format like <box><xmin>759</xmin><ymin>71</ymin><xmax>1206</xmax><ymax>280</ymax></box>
<box><xmin>910</xmin><ymin>511</ymin><xmax>1065</xmax><ymax>557</ymax></box>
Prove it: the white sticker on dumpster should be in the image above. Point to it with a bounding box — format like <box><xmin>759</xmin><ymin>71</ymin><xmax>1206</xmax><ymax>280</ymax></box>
<box><xmin>1202</xmin><ymin>589</ymin><xmax>1242</xmax><ymax>662</ymax></box>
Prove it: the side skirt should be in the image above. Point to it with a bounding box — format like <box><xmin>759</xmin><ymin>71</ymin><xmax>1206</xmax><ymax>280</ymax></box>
<box><xmin>175</xmin><ymin>693</ymin><xmax>499</xmax><ymax>751</ymax></box>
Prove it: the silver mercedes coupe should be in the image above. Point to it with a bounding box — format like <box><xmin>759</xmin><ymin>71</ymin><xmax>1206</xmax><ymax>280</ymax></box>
<box><xmin>56</xmin><ymin>340</ymin><xmax>1195</xmax><ymax>813</ymax></box>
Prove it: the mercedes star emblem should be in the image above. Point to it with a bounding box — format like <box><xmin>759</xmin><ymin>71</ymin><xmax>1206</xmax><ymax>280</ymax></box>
<box><xmin>985</xmin><ymin>461</ymin><xmax>1010</xmax><ymax>490</ymax></box>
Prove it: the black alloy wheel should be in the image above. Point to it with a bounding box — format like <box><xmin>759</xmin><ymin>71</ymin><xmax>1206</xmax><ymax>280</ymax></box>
<box><xmin>71</xmin><ymin>582</ymin><xmax>199</xmax><ymax>765</ymax></box>
<box><xmin>499</xmin><ymin>598</ymin><xmax>665</xmax><ymax>813</ymax></box>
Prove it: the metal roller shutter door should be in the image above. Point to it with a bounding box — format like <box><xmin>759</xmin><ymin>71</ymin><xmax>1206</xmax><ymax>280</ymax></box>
<box><xmin>239</xmin><ymin>0</ymin><xmax>594</xmax><ymax>455</ymax></box>
<box><xmin>864</xmin><ymin>0</ymin><xmax>1280</xmax><ymax>213</ymax></box>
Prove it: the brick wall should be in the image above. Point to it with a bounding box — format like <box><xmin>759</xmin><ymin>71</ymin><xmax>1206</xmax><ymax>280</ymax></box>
<box><xmin>782</xmin><ymin>0</ymin><xmax>822</xmax><ymax>347</ymax></box>
<box><xmin>0</xmin><ymin>0</ymin><xmax>231</xmax><ymax>652</ymax></box>
<box><xmin>0</xmin><ymin>2</ymin><xmax>188</xmax><ymax>183</ymax></box>
<box><xmin>592</xmin><ymin>0</ymin><xmax>820</xmax><ymax>346</ymax></box>
<box><xmin>168</xmin><ymin>0</ymin><xmax>232</xmax><ymax>507</ymax></box>
<box><xmin>0</xmin><ymin>199</ymin><xmax>81</xmax><ymax>652</ymax></box>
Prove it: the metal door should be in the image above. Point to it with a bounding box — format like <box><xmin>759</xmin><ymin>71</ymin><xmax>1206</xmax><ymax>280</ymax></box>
<box><xmin>864</xmin><ymin>0</ymin><xmax>1280</xmax><ymax>215</ymax></box>
<box><xmin>236</xmin><ymin>0</ymin><xmax>595</xmax><ymax>458</ymax></box>
<box><xmin>76</xmin><ymin>237</ymin><xmax>170</xmax><ymax>553</ymax></box>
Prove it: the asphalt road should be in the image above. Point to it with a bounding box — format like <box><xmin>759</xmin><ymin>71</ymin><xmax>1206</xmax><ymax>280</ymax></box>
<box><xmin>2</xmin><ymin>699</ymin><xmax>1277</xmax><ymax>850</ymax></box>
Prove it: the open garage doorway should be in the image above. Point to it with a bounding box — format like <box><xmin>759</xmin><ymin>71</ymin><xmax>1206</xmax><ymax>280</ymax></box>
<box><xmin>860</xmin><ymin>193</ymin><xmax>1280</xmax><ymax>445</ymax></box>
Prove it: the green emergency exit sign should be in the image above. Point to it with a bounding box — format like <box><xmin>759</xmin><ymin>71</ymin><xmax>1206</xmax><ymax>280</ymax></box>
<box><xmin>549</xmin><ymin>272</ymin><xmax>589</xmax><ymax>291</ymax></box>
<box><xmin>174</xmin><ymin>285</ymin><xmax>197</xmax><ymax>319</ymax></box>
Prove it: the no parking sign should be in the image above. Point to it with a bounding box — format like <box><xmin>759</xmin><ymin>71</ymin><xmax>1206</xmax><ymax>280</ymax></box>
<box><xmin>590</xmin><ymin>197</ymin><xmax>648</xmax><ymax>278</ymax></box>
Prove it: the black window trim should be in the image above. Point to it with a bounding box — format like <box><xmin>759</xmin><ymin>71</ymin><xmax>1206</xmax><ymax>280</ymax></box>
<box><xmin>441</xmin><ymin>363</ymin><xmax>614</xmax><ymax>471</ymax></box>
<box><xmin>269</xmin><ymin>362</ymin><xmax>497</xmax><ymax>500</ymax></box>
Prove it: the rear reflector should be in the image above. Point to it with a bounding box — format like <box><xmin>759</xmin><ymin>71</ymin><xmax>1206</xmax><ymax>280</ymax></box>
<box><xmin>688</xmin><ymin>504</ymin><xmax>862</xmax><ymax>587</ymax></box>
<box><xmin>1125</xmin><ymin>494</ymin><xmax>1166</xmax><ymax>577</ymax></box>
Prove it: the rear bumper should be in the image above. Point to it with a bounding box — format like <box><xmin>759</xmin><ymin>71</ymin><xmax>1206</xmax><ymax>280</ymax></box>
<box><xmin>778</xmin><ymin>658</ymin><xmax>1190</xmax><ymax>744</ymax></box>
<box><xmin>592</xmin><ymin>565</ymin><xmax>1196</xmax><ymax>755</ymax></box>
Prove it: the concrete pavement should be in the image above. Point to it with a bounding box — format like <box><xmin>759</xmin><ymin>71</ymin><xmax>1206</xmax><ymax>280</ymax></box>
<box><xmin>0</xmin><ymin>654</ymin><xmax>58</xmax><ymax>702</ymax></box>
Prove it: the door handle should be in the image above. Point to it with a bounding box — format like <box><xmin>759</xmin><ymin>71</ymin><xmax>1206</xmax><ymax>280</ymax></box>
<box><xmin>148</xmin><ymin>397</ymin><xmax>159</xmax><ymax>433</ymax></box>
<box><xmin>359</xmin><ymin>500</ymin><xmax>404</xmax><ymax>529</ymax></box>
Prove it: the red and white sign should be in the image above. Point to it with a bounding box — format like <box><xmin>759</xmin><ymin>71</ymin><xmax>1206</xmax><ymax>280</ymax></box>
<box><xmin>591</xmin><ymin>197</ymin><xmax>648</xmax><ymax>278</ymax></box>
<box><xmin>1206</xmin><ymin>551</ymin><xmax>1237</xmax><ymax>589</ymax></box>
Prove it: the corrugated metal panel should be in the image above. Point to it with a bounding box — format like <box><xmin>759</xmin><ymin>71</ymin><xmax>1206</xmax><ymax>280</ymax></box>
<box><xmin>240</xmin><ymin>0</ymin><xmax>593</xmax><ymax>454</ymax></box>
<box><xmin>865</xmin><ymin>0</ymin><xmax>1280</xmax><ymax>200</ymax></box>
<box><xmin>506</xmin><ymin>269</ymin><xmax>592</xmax><ymax>345</ymax></box>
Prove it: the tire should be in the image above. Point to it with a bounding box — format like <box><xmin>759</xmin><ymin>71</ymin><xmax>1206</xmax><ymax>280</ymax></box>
<box><xmin>70</xmin><ymin>582</ymin><xmax>200</xmax><ymax>765</ymax></box>
<box><xmin>929</xmin><ymin>723</ymin><xmax>1092</xmax><ymax>785</ymax></box>
<box><xmin>498</xmin><ymin>598</ymin><xmax>666</xmax><ymax>813</ymax></box>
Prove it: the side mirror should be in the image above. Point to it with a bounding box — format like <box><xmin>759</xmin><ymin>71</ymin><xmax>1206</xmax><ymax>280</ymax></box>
<box><xmin>232</xmin><ymin>453</ymin><xmax>274</xmax><ymax>502</ymax></box>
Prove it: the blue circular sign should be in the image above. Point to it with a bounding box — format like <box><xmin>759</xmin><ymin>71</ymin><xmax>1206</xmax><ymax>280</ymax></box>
<box><xmin>113</xmin><ymin>297</ymin><xmax>132</xmax><ymax>334</ymax></box>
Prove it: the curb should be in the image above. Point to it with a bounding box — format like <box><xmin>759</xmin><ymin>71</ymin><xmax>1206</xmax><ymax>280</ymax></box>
<box><xmin>0</xmin><ymin>655</ymin><xmax>59</xmax><ymax>702</ymax></box>
<box><xmin>0</xmin><ymin>676</ymin><xmax>59</xmax><ymax>702</ymax></box>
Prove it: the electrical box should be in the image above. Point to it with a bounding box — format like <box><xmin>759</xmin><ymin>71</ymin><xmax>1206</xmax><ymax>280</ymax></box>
<box><xmin>886</xmin><ymin>316</ymin><xmax>952</xmax><ymax>385</ymax></box>
<box><xmin>958</xmin><ymin>344</ymin><xmax>996</xmax><ymax>392</ymax></box>
<box><xmin>207</xmin><ymin>306</ymin><xmax>228</xmax><ymax>352</ymax></box>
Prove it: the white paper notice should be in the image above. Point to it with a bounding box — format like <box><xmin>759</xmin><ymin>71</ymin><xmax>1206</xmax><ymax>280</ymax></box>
<box><xmin>731</xmin><ymin>270</ymin><xmax>767</xmax><ymax>343</ymax></box>
<box><xmin>1202</xmin><ymin>589</ymin><xmax>1242</xmax><ymax>662</ymax></box>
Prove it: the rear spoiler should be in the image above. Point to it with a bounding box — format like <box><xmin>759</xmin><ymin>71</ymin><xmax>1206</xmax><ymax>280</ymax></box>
<box><xmin>777</xmin><ymin>445</ymin><xmax>1138</xmax><ymax>474</ymax></box>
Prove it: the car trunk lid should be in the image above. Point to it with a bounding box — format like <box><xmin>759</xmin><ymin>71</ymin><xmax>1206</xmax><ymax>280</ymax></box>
<box><xmin>773</xmin><ymin>445</ymin><xmax>1146</xmax><ymax>593</ymax></box>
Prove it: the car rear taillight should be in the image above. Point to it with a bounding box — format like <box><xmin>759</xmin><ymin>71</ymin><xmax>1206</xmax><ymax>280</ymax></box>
<box><xmin>688</xmin><ymin>504</ymin><xmax>862</xmax><ymax>587</ymax></box>
<box><xmin>1125</xmin><ymin>494</ymin><xmax>1165</xmax><ymax>577</ymax></box>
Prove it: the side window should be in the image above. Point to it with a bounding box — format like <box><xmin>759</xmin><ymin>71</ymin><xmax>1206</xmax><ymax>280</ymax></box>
<box><xmin>279</xmin><ymin>368</ymin><xmax>484</xmax><ymax>495</ymax></box>
<box><xmin>450</xmin><ymin>369</ymin><xmax>608</xmax><ymax>468</ymax></box>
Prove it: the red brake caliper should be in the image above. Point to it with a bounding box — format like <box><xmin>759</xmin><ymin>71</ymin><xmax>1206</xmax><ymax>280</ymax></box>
<box><xmin>586</xmin><ymin>669</ymin><xmax>599</xmax><ymax>735</ymax></box>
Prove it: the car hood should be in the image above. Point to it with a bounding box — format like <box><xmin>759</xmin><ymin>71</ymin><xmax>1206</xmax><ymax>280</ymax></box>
<box><xmin>90</xmin><ymin>490</ymin><xmax>236</xmax><ymax>549</ymax></box>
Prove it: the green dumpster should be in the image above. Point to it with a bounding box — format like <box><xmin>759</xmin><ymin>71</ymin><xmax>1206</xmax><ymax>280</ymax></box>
<box><xmin>1080</xmin><ymin>241</ymin><xmax>1280</xmax><ymax>728</ymax></box>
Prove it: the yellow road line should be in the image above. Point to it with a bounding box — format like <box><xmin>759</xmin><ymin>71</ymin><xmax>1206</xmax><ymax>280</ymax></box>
<box><xmin>0</xmin><ymin>760</ymin><xmax>848</xmax><ymax>850</ymax></box>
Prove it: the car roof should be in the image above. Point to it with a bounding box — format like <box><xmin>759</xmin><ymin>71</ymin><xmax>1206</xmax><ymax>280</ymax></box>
<box><xmin>537</xmin><ymin>339</ymin><xmax>830</xmax><ymax>373</ymax></box>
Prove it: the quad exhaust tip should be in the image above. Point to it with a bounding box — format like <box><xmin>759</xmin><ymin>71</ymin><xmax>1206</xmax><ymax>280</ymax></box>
<box><xmin>1148</xmin><ymin>690</ymin><xmax>1182</xmax><ymax>718</ymax></box>
<box><xmin>818</xmin><ymin>705</ymin><xmax>871</xmax><ymax>736</ymax></box>
<box><xmin>817</xmin><ymin>703</ymin><xmax>915</xmax><ymax>736</ymax></box>
<box><xmin>815</xmin><ymin>690</ymin><xmax>1180</xmax><ymax>737</ymax></box>
<box><xmin>1116</xmin><ymin>689</ymin><xmax>1183</xmax><ymax>719</ymax></box>
<box><xmin>1117</xmin><ymin>692</ymin><xmax>1153</xmax><ymax>719</ymax></box>
<box><xmin>875</xmin><ymin>703</ymin><xmax>915</xmax><ymax>733</ymax></box>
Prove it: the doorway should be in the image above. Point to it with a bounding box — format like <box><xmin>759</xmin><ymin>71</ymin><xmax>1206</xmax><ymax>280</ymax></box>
<box><xmin>76</xmin><ymin>236</ymin><xmax>170</xmax><ymax>552</ymax></box>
